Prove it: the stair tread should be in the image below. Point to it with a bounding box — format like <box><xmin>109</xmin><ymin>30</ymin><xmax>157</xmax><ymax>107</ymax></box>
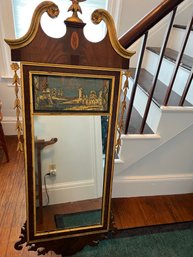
<box><xmin>173</xmin><ymin>24</ymin><xmax>193</xmax><ymax>31</ymax></box>
<box><xmin>129</xmin><ymin>107</ymin><xmax>153</xmax><ymax>134</ymax></box>
<box><xmin>146</xmin><ymin>47</ymin><xmax>193</xmax><ymax>71</ymax></box>
<box><xmin>130</xmin><ymin>68</ymin><xmax>192</xmax><ymax>107</ymax></box>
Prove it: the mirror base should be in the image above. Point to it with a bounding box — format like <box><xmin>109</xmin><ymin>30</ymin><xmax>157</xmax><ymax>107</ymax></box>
<box><xmin>14</xmin><ymin>222</ymin><xmax>112</xmax><ymax>256</ymax></box>
<box><xmin>14</xmin><ymin>222</ymin><xmax>27</xmax><ymax>251</ymax></box>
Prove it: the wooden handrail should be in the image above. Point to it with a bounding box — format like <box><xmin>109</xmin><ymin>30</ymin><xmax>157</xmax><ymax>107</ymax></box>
<box><xmin>119</xmin><ymin>0</ymin><xmax>185</xmax><ymax>49</ymax></box>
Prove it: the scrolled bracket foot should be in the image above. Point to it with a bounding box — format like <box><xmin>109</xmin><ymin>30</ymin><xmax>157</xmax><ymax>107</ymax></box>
<box><xmin>14</xmin><ymin>222</ymin><xmax>27</xmax><ymax>251</ymax></box>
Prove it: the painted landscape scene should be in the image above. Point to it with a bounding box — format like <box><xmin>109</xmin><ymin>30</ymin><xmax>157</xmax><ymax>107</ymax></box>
<box><xmin>32</xmin><ymin>74</ymin><xmax>111</xmax><ymax>113</ymax></box>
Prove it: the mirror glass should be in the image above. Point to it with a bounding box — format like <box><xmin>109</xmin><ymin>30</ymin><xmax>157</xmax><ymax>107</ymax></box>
<box><xmin>33</xmin><ymin>115</ymin><xmax>109</xmax><ymax>233</ymax></box>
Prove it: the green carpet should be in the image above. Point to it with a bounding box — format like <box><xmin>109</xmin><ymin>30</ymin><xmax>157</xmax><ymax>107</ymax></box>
<box><xmin>55</xmin><ymin>209</ymin><xmax>101</xmax><ymax>229</ymax></box>
<box><xmin>72</xmin><ymin>225</ymin><xmax>193</xmax><ymax>257</ymax></box>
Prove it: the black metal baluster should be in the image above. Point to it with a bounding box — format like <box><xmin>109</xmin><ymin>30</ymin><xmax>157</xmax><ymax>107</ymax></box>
<box><xmin>124</xmin><ymin>32</ymin><xmax>149</xmax><ymax>134</ymax></box>
<box><xmin>179</xmin><ymin>66</ymin><xmax>193</xmax><ymax>106</ymax></box>
<box><xmin>163</xmin><ymin>13</ymin><xmax>193</xmax><ymax>106</ymax></box>
<box><xmin>140</xmin><ymin>9</ymin><xmax>177</xmax><ymax>134</ymax></box>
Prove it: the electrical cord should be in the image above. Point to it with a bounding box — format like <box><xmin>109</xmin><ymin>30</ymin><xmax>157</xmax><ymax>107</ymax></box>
<box><xmin>44</xmin><ymin>173</ymin><xmax>50</xmax><ymax>206</ymax></box>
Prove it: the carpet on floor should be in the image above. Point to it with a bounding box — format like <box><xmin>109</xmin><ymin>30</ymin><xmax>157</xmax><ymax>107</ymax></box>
<box><xmin>72</xmin><ymin>222</ymin><xmax>193</xmax><ymax>257</ymax></box>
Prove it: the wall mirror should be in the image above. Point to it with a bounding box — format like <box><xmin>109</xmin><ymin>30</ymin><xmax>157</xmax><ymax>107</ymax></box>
<box><xmin>18</xmin><ymin>62</ymin><xmax>125</xmax><ymax>252</ymax></box>
<box><xmin>5</xmin><ymin>0</ymin><xmax>133</xmax><ymax>255</ymax></box>
<box><xmin>24</xmin><ymin>64</ymin><xmax>118</xmax><ymax>238</ymax></box>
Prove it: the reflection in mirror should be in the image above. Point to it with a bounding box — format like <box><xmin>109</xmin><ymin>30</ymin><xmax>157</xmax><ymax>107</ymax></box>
<box><xmin>33</xmin><ymin>115</ymin><xmax>109</xmax><ymax>233</ymax></box>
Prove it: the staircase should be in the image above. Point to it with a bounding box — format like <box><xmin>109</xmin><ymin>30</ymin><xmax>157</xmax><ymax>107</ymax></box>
<box><xmin>113</xmin><ymin>0</ymin><xmax>193</xmax><ymax>198</ymax></box>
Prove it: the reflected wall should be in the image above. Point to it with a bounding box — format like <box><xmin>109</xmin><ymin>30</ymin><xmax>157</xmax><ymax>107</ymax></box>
<box><xmin>33</xmin><ymin>115</ymin><xmax>108</xmax><ymax>232</ymax></box>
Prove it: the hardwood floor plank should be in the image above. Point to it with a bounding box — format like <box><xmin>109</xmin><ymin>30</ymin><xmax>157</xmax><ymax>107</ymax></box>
<box><xmin>167</xmin><ymin>194</ymin><xmax>193</xmax><ymax>222</ymax></box>
<box><xmin>0</xmin><ymin>244</ymin><xmax>7</xmax><ymax>257</ymax></box>
<box><xmin>112</xmin><ymin>194</ymin><xmax>193</xmax><ymax>230</ymax></box>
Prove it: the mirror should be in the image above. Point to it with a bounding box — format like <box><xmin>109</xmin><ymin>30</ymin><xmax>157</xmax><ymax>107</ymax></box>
<box><xmin>26</xmin><ymin>69</ymin><xmax>114</xmax><ymax>235</ymax></box>
<box><xmin>33</xmin><ymin>115</ymin><xmax>109</xmax><ymax>233</ymax></box>
<box><xmin>17</xmin><ymin>61</ymin><xmax>123</xmax><ymax>246</ymax></box>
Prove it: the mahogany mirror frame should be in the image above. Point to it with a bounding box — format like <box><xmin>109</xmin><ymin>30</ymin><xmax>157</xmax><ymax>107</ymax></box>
<box><xmin>5</xmin><ymin>1</ymin><xmax>133</xmax><ymax>255</ymax></box>
<box><xmin>22</xmin><ymin>62</ymin><xmax>121</xmax><ymax>240</ymax></box>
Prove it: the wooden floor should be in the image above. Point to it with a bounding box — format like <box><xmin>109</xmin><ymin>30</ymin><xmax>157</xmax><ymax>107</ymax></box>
<box><xmin>1</xmin><ymin>136</ymin><xmax>193</xmax><ymax>256</ymax></box>
<box><xmin>0</xmin><ymin>137</ymin><xmax>60</xmax><ymax>257</ymax></box>
<box><xmin>111</xmin><ymin>195</ymin><xmax>193</xmax><ymax>230</ymax></box>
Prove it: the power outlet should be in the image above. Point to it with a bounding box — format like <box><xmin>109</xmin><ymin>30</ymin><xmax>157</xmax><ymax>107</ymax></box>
<box><xmin>49</xmin><ymin>164</ymin><xmax>56</xmax><ymax>176</ymax></box>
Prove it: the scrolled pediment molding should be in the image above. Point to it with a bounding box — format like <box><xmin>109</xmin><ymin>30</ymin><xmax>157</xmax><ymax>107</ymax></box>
<box><xmin>91</xmin><ymin>9</ymin><xmax>135</xmax><ymax>59</ymax></box>
<box><xmin>5</xmin><ymin>1</ymin><xmax>59</xmax><ymax>50</ymax></box>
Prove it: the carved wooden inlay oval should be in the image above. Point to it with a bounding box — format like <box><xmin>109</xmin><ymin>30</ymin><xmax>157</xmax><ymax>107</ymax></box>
<box><xmin>71</xmin><ymin>32</ymin><xmax>79</xmax><ymax>50</ymax></box>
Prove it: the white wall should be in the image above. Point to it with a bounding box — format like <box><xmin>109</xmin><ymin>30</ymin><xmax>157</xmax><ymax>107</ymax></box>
<box><xmin>174</xmin><ymin>0</ymin><xmax>193</xmax><ymax>25</ymax></box>
<box><xmin>0</xmin><ymin>0</ymin><xmax>15</xmax><ymax>78</ymax></box>
<box><xmin>0</xmin><ymin>0</ymin><xmax>17</xmax><ymax>135</ymax></box>
<box><xmin>117</xmin><ymin>0</ymin><xmax>162</xmax><ymax>37</ymax></box>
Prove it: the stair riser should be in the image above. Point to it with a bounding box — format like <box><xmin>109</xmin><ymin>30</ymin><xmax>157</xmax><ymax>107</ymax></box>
<box><xmin>168</xmin><ymin>28</ymin><xmax>193</xmax><ymax>58</ymax></box>
<box><xmin>118</xmin><ymin>134</ymin><xmax>160</xmax><ymax>169</ymax></box>
<box><xmin>144</xmin><ymin>50</ymin><xmax>193</xmax><ymax>105</ymax></box>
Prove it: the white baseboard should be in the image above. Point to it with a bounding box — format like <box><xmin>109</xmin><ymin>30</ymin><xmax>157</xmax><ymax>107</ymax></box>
<box><xmin>112</xmin><ymin>174</ymin><xmax>193</xmax><ymax>198</ymax></box>
<box><xmin>1</xmin><ymin>116</ymin><xmax>18</xmax><ymax>135</ymax></box>
<box><xmin>42</xmin><ymin>179</ymin><xmax>98</xmax><ymax>206</ymax></box>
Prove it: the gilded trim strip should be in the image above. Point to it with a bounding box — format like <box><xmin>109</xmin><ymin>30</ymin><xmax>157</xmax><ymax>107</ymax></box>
<box><xmin>11</xmin><ymin>63</ymin><xmax>23</xmax><ymax>151</ymax></box>
<box><xmin>116</xmin><ymin>70</ymin><xmax>131</xmax><ymax>154</ymax></box>
<box><xmin>20</xmin><ymin>61</ymin><xmax>125</xmax><ymax>73</ymax></box>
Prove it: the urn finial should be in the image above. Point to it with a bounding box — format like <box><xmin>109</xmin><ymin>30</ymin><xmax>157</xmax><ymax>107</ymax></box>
<box><xmin>66</xmin><ymin>0</ymin><xmax>86</xmax><ymax>23</ymax></box>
